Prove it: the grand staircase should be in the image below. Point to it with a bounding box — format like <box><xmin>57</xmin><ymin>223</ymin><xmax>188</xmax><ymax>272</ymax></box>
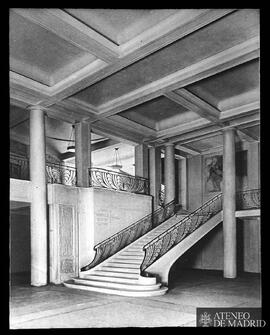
<box><xmin>64</xmin><ymin>214</ymin><xmax>187</xmax><ymax>297</ymax></box>
<box><xmin>64</xmin><ymin>189</ymin><xmax>260</xmax><ymax>297</ymax></box>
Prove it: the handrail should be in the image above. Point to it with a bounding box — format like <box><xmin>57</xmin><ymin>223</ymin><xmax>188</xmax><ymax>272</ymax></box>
<box><xmin>140</xmin><ymin>193</ymin><xmax>223</xmax><ymax>273</ymax></box>
<box><xmin>89</xmin><ymin>167</ymin><xmax>149</xmax><ymax>195</ymax></box>
<box><xmin>81</xmin><ymin>199</ymin><xmax>176</xmax><ymax>271</ymax></box>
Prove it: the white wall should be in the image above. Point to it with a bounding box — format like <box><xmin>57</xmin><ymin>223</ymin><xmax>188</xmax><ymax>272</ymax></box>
<box><xmin>185</xmin><ymin>142</ymin><xmax>260</xmax><ymax>273</ymax></box>
<box><xmin>48</xmin><ymin>184</ymin><xmax>152</xmax><ymax>283</ymax></box>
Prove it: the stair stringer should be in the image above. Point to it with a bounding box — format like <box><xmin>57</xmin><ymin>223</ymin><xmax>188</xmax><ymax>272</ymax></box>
<box><xmin>143</xmin><ymin>211</ymin><xmax>223</xmax><ymax>286</ymax></box>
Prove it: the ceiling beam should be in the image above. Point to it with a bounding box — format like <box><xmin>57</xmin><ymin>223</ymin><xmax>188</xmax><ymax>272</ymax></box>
<box><xmin>220</xmin><ymin>100</ymin><xmax>260</xmax><ymax>120</ymax></box>
<box><xmin>120</xmin><ymin>9</ymin><xmax>235</xmax><ymax>55</ymax></box>
<box><xmin>180</xmin><ymin>131</ymin><xmax>223</xmax><ymax>145</ymax></box>
<box><xmin>175</xmin><ymin>144</ymin><xmax>201</xmax><ymax>156</ymax></box>
<box><xmin>91</xmin><ymin>121</ymin><xmax>143</xmax><ymax>146</ymax></box>
<box><xmin>167</xmin><ymin>88</ymin><xmax>221</xmax><ymax>122</ymax></box>
<box><xmin>236</xmin><ymin>128</ymin><xmax>259</xmax><ymax>142</ymax></box>
<box><xmin>97</xmin><ymin>37</ymin><xmax>259</xmax><ymax>118</ymax></box>
<box><xmin>12</xmin><ymin>8</ymin><xmax>119</xmax><ymax>63</ymax></box>
<box><xmin>109</xmin><ymin>115</ymin><xmax>156</xmax><ymax>137</ymax></box>
<box><xmin>10</xmin><ymin>9</ymin><xmax>236</xmax><ymax>109</ymax></box>
<box><xmin>10</xmin><ymin>115</ymin><xmax>29</xmax><ymax>129</ymax></box>
<box><xmin>175</xmin><ymin>149</ymin><xmax>189</xmax><ymax>159</ymax></box>
<box><xmin>60</xmin><ymin>139</ymin><xmax>119</xmax><ymax>160</ymax></box>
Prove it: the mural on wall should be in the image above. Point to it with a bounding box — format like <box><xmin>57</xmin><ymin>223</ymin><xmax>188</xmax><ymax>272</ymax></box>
<box><xmin>205</xmin><ymin>155</ymin><xmax>223</xmax><ymax>193</ymax></box>
<box><xmin>204</xmin><ymin>151</ymin><xmax>248</xmax><ymax>193</ymax></box>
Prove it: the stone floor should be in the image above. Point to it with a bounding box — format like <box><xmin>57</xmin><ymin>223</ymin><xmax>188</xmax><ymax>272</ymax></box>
<box><xmin>10</xmin><ymin>269</ymin><xmax>261</xmax><ymax>328</ymax></box>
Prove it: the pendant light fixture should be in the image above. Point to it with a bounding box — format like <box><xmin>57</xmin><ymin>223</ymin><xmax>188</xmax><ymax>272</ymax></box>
<box><xmin>67</xmin><ymin>125</ymin><xmax>75</xmax><ymax>153</ymax></box>
<box><xmin>108</xmin><ymin>147</ymin><xmax>123</xmax><ymax>169</ymax></box>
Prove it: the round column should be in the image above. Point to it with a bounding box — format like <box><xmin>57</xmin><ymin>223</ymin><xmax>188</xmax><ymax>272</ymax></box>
<box><xmin>29</xmin><ymin>106</ymin><xmax>47</xmax><ymax>286</ymax></box>
<box><xmin>75</xmin><ymin>122</ymin><xmax>91</xmax><ymax>187</ymax></box>
<box><xmin>164</xmin><ymin>143</ymin><xmax>175</xmax><ymax>205</ymax></box>
<box><xmin>223</xmin><ymin>128</ymin><xmax>237</xmax><ymax>278</ymax></box>
<box><xmin>149</xmin><ymin>147</ymin><xmax>161</xmax><ymax>210</ymax></box>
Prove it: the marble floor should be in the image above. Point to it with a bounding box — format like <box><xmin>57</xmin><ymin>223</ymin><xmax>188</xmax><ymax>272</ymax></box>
<box><xmin>10</xmin><ymin>269</ymin><xmax>261</xmax><ymax>328</ymax></box>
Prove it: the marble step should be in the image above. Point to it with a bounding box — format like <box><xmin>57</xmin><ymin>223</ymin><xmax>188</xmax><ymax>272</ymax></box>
<box><xmin>73</xmin><ymin>278</ymin><xmax>161</xmax><ymax>291</ymax></box>
<box><xmin>100</xmin><ymin>265</ymin><xmax>140</xmax><ymax>273</ymax></box>
<box><xmin>115</xmin><ymin>255</ymin><xmax>143</xmax><ymax>260</ymax></box>
<box><xmin>120</xmin><ymin>252</ymin><xmax>143</xmax><ymax>256</ymax></box>
<box><xmin>92</xmin><ymin>270</ymin><xmax>139</xmax><ymax>278</ymax></box>
<box><xmin>105</xmin><ymin>262</ymin><xmax>140</xmax><ymax>268</ymax></box>
<box><xmin>111</xmin><ymin>259</ymin><xmax>142</xmax><ymax>264</ymax></box>
<box><xmin>64</xmin><ymin>280</ymin><xmax>168</xmax><ymax>297</ymax></box>
<box><xmin>83</xmin><ymin>274</ymin><xmax>140</xmax><ymax>284</ymax></box>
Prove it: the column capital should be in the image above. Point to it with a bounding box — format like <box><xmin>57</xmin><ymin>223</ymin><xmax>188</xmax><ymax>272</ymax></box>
<box><xmin>222</xmin><ymin>126</ymin><xmax>236</xmax><ymax>133</ymax></box>
<box><xmin>27</xmin><ymin>105</ymin><xmax>46</xmax><ymax>112</ymax></box>
<box><xmin>164</xmin><ymin>142</ymin><xmax>175</xmax><ymax>147</ymax></box>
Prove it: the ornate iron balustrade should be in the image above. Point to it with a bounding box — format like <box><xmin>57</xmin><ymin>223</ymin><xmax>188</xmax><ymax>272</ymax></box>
<box><xmin>89</xmin><ymin>167</ymin><xmax>149</xmax><ymax>195</ymax></box>
<box><xmin>10</xmin><ymin>154</ymin><xmax>29</xmax><ymax>180</ymax></box>
<box><xmin>46</xmin><ymin>162</ymin><xmax>77</xmax><ymax>186</ymax></box>
<box><xmin>140</xmin><ymin>193</ymin><xmax>223</xmax><ymax>274</ymax></box>
<box><xmin>236</xmin><ymin>189</ymin><xmax>260</xmax><ymax>210</ymax></box>
<box><xmin>158</xmin><ymin>189</ymin><xmax>165</xmax><ymax>207</ymax></box>
<box><xmin>10</xmin><ymin>154</ymin><xmax>77</xmax><ymax>186</ymax></box>
<box><xmin>81</xmin><ymin>199</ymin><xmax>176</xmax><ymax>271</ymax></box>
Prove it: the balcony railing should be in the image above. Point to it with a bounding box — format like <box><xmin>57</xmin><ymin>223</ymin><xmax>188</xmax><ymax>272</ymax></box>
<box><xmin>10</xmin><ymin>154</ymin><xmax>77</xmax><ymax>186</ymax></box>
<box><xmin>89</xmin><ymin>167</ymin><xmax>149</xmax><ymax>195</ymax></box>
<box><xmin>46</xmin><ymin>162</ymin><xmax>77</xmax><ymax>186</ymax></box>
<box><xmin>236</xmin><ymin>189</ymin><xmax>260</xmax><ymax>210</ymax></box>
<box><xmin>10</xmin><ymin>154</ymin><xmax>29</xmax><ymax>180</ymax></box>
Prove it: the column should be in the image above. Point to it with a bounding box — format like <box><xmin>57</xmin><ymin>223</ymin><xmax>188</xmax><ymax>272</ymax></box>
<box><xmin>75</xmin><ymin>122</ymin><xmax>91</xmax><ymax>187</ymax></box>
<box><xmin>223</xmin><ymin>128</ymin><xmax>237</xmax><ymax>278</ymax></box>
<box><xmin>135</xmin><ymin>144</ymin><xmax>149</xmax><ymax>178</ymax></box>
<box><xmin>178</xmin><ymin>158</ymin><xmax>187</xmax><ymax>210</ymax></box>
<box><xmin>29</xmin><ymin>106</ymin><xmax>47</xmax><ymax>286</ymax></box>
<box><xmin>164</xmin><ymin>143</ymin><xmax>175</xmax><ymax>205</ymax></box>
<box><xmin>149</xmin><ymin>147</ymin><xmax>161</xmax><ymax>210</ymax></box>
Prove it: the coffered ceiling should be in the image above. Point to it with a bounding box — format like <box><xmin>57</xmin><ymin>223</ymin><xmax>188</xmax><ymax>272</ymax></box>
<box><xmin>10</xmin><ymin>8</ymin><xmax>260</xmax><ymax>158</ymax></box>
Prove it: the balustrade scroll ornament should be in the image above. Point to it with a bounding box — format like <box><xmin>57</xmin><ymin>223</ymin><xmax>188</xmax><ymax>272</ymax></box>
<box><xmin>140</xmin><ymin>193</ymin><xmax>223</xmax><ymax>274</ymax></box>
<box><xmin>46</xmin><ymin>163</ymin><xmax>77</xmax><ymax>186</ymax></box>
<box><xmin>10</xmin><ymin>154</ymin><xmax>30</xmax><ymax>180</ymax></box>
<box><xmin>158</xmin><ymin>189</ymin><xmax>165</xmax><ymax>207</ymax></box>
<box><xmin>81</xmin><ymin>199</ymin><xmax>176</xmax><ymax>271</ymax></box>
<box><xmin>236</xmin><ymin>189</ymin><xmax>260</xmax><ymax>210</ymax></box>
<box><xmin>89</xmin><ymin>167</ymin><xmax>149</xmax><ymax>195</ymax></box>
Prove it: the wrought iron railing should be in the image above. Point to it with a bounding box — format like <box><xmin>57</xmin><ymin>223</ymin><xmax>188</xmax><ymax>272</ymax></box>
<box><xmin>89</xmin><ymin>167</ymin><xmax>149</xmax><ymax>195</ymax></box>
<box><xmin>81</xmin><ymin>199</ymin><xmax>176</xmax><ymax>271</ymax></box>
<box><xmin>10</xmin><ymin>154</ymin><xmax>77</xmax><ymax>186</ymax></box>
<box><xmin>46</xmin><ymin>162</ymin><xmax>77</xmax><ymax>186</ymax></box>
<box><xmin>140</xmin><ymin>193</ymin><xmax>223</xmax><ymax>274</ymax></box>
<box><xmin>236</xmin><ymin>189</ymin><xmax>260</xmax><ymax>210</ymax></box>
<box><xmin>10</xmin><ymin>154</ymin><xmax>29</xmax><ymax>180</ymax></box>
<box><xmin>158</xmin><ymin>189</ymin><xmax>165</xmax><ymax>207</ymax></box>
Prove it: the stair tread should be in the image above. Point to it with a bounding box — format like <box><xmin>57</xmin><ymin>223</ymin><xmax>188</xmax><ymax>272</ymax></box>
<box><xmin>97</xmin><ymin>268</ymin><xmax>139</xmax><ymax>274</ymax></box>
<box><xmin>74</xmin><ymin>278</ymin><xmax>160</xmax><ymax>288</ymax></box>
<box><xmin>65</xmin><ymin>280</ymin><xmax>166</xmax><ymax>293</ymax></box>
<box><xmin>85</xmin><ymin>274</ymin><xmax>139</xmax><ymax>281</ymax></box>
